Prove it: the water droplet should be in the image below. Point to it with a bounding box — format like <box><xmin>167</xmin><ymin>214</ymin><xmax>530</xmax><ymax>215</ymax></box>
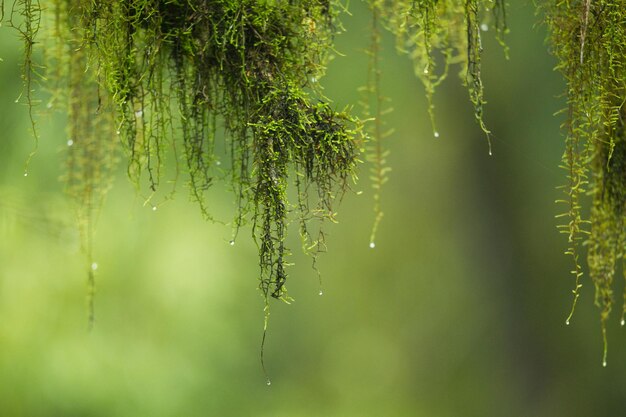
<box><xmin>266</xmin><ymin>379</ymin><xmax>272</xmax><ymax>386</ymax></box>
<box><xmin>319</xmin><ymin>290</ymin><xmax>323</xmax><ymax>296</ymax></box>
<box><xmin>23</xmin><ymin>172</ymin><xmax>28</xmax><ymax>177</ymax></box>
<box><xmin>311</xmin><ymin>77</ymin><xmax>317</xmax><ymax>83</ymax></box>
<box><xmin>369</xmin><ymin>242</ymin><xmax>375</xmax><ymax>249</ymax></box>
<box><xmin>46</xmin><ymin>102</ymin><xmax>53</xmax><ymax>109</ymax></box>
<box><xmin>434</xmin><ymin>131</ymin><xmax>439</xmax><ymax>138</ymax></box>
<box><xmin>152</xmin><ymin>206</ymin><xmax>157</xmax><ymax>211</ymax></box>
<box><xmin>488</xmin><ymin>149</ymin><xmax>493</xmax><ymax>156</ymax></box>
<box><xmin>603</xmin><ymin>360</ymin><xmax>607</xmax><ymax>367</ymax></box>
<box><xmin>229</xmin><ymin>240</ymin><xmax>235</xmax><ymax>246</ymax></box>
<box><xmin>216</xmin><ymin>160</ymin><xmax>221</xmax><ymax>166</ymax></box>
<box><xmin>480</xmin><ymin>23</ymin><xmax>489</xmax><ymax>32</ymax></box>
<box><xmin>91</xmin><ymin>262</ymin><xmax>98</xmax><ymax>271</ymax></box>
<box><xmin>135</xmin><ymin>109</ymin><xmax>143</xmax><ymax>118</ymax></box>
<box><xmin>565</xmin><ymin>320</ymin><xmax>570</xmax><ymax>326</ymax></box>
<box><xmin>67</xmin><ymin>139</ymin><xmax>74</xmax><ymax>147</ymax></box>
<box><xmin>621</xmin><ymin>319</ymin><xmax>625</xmax><ymax>326</ymax></box>
<box><xmin>116</xmin><ymin>130</ymin><xmax>121</xmax><ymax>135</ymax></box>
<box><xmin>423</xmin><ymin>67</ymin><xmax>429</xmax><ymax>75</ymax></box>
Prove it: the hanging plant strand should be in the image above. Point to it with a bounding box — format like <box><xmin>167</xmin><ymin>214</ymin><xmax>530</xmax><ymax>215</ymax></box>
<box><xmin>545</xmin><ymin>0</ymin><xmax>626</xmax><ymax>366</ymax></box>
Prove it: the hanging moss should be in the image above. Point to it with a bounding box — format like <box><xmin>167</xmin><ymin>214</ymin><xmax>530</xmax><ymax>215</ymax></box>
<box><xmin>6</xmin><ymin>0</ymin><xmax>626</xmax><ymax>369</ymax></box>
<box><xmin>2</xmin><ymin>0</ymin><xmax>41</xmax><ymax>168</ymax></box>
<box><xmin>368</xmin><ymin>0</ymin><xmax>507</xmax><ymax>146</ymax></box>
<box><xmin>545</xmin><ymin>0</ymin><xmax>626</xmax><ymax>365</ymax></box>
<box><xmin>361</xmin><ymin>0</ymin><xmax>508</xmax><ymax>246</ymax></box>
<box><xmin>0</xmin><ymin>0</ymin><xmax>512</xmax><ymax>333</ymax></box>
<box><xmin>1</xmin><ymin>0</ymin><xmax>364</xmax><ymax>327</ymax></box>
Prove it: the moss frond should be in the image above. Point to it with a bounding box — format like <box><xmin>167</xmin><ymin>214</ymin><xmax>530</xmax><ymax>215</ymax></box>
<box><xmin>544</xmin><ymin>0</ymin><xmax>626</xmax><ymax>364</ymax></box>
<box><xmin>3</xmin><ymin>0</ymin><xmax>42</xmax><ymax>171</ymax></box>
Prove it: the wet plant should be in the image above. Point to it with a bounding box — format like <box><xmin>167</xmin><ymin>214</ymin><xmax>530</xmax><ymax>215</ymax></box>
<box><xmin>1</xmin><ymin>0</ymin><xmax>510</xmax><ymax>326</ymax></box>
<box><xmin>7</xmin><ymin>0</ymin><xmax>625</xmax><ymax>368</ymax></box>
<box><xmin>544</xmin><ymin>0</ymin><xmax>626</xmax><ymax>366</ymax></box>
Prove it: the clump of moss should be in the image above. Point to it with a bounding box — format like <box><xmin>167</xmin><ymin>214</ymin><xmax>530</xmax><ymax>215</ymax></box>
<box><xmin>362</xmin><ymin>0</ymin><xmax>507</xmax><ymax>245</ymax></box>
<box><xmin>2</xmin><ymin>0</ymin><xmax>361</xmax><ymax>324</ymax></box>
<box><xmin>545</xmin><ymin>0</ymin><xmax>626</xmax><ymax>365</ymax></box>
<box><xmin>369</xmin><ymin>0</ymin><xmax>507</xmax><ymax>147</ymax></box>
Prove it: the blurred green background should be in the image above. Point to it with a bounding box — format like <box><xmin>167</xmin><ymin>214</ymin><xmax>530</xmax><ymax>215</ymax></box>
<box><xmin>1</xmin><ymin>2</ymin><xmax>626</xmax><ymax>416</ymax></box>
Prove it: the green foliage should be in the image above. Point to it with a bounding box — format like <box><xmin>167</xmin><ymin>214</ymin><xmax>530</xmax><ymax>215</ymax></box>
<box><xmin>10</xmin><ymin>0</ymin><xmax>624</xmax><ymax>368</ymax></box>
<box><xmin>361</xmin><ymin>0</ymin><xmax>507</xmax><ymax>246</ymax></box>
<box><xmin>2</xmin><ymin>0</ymin><xmax>41</xmax><ymax>167</ymax></box>
<box><xmin>369</xmin><ymin>0</ymin><xmax>508</xmax><ymax>147</ymax></box>
<box><xmin>3</xmin><ymin>0</ymin><xmax>511</xmax><ymax>320</ymax></box>
<box><xmin>545</xmin><ymin>0</ymin><xmax>626</xmax><ymax>365</ymax></box>
<box><xmin>2</xmin><ymin>0</ymin><xmax>363</xmax><ymax>319</ymax></box>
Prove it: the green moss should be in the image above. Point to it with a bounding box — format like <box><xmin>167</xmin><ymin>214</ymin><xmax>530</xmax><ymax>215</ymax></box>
<box><xmin>545</xmin><ymin>0</ymin><xmax>626</xmax><ymax>365</ymax></box>
<box><xmin>2</xmin><ymin>0</ymin><xmax>363</xmax><ymax>325</ymax></box>
<box><xmin>0</xmin><ymin>0</ymin><xmax>514</xmax><ymax>355</ymax></box>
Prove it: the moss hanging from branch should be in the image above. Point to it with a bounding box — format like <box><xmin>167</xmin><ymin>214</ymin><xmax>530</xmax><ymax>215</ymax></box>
<box><xmin>2</xmin><ymin>0</ymin><xmax>41</xmax><ymax>169</ymax></box>
<box><xmin>2</xmin><ymin>0</ymin><xmax>363</xmax><ymax>321</ymax></box>
<box><xmin>545</xmin><ymin>0</ymin><xmax>626</xmax><ymax>365</ymax></box>
<box><xmin>361</xmin><ymin>0</ymin><xmax>508</xmax><ymax>246</ymax></box>
<box><xmin>6</xmin><ymin>0</ymin><xmax>626</xmax><ymax>369</ymax></box>
<box><xmin>0</xmin><ymin>0</ymin><xmax>510</xmax><ymax>363</ymax></box>
<box><xmin>0</xmin><ymin>1</ymin><xmax>512</xmax><ymax>322</ymax></box>
<box><xmin>367</xmin><ymin>0</ymin><xmax>508</xmax><ymax>145</ymax></box>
